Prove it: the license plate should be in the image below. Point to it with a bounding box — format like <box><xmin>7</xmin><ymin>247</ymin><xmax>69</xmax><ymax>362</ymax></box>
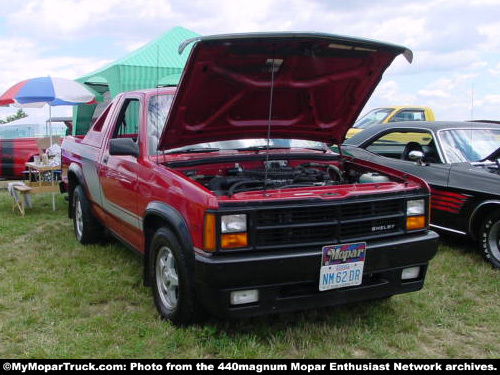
<box><xmin>319</xmin><ymin>242</ymin><xmax>366</xmax><ymax>291</ymax></box>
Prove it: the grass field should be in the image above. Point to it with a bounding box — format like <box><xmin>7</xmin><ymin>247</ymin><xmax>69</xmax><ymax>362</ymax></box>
<box><xmin>0</xmin><ymin>190</ymin><xmax>498</xmax><ymax>359</ymax></box>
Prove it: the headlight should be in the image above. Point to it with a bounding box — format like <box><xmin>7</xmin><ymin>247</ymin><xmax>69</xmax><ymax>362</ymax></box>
<box><xmin>221</xmin><ymin>214</ymin><xmax>247</xmax><ymax>233</ymax></box>
<box><xmin>407</xmin><ymin>199</ymin><xmax>425</xmax><ymax>216</ymax></box>
<box><xmin>406</xmin><ymin>199</ymin><xmax>426</xmax><ymax>231</ymax></box>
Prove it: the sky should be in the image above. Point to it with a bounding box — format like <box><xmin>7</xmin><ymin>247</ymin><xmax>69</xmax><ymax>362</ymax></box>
<box><xmin>1</xmin><ymin>0</ymin><xmax>500</xmax><ymax>124</ymax></box>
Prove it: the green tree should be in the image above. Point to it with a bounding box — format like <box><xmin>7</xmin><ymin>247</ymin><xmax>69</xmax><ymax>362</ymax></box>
<box><xmin>0</xmin><ymin>109</ymin><xmax>28</xmax><ymax>124</ymax></box>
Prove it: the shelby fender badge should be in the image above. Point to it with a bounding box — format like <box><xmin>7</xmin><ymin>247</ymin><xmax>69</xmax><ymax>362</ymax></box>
<box><xmin>319</xmin><ymin>242</ymin><xmax>366</xmax><ymax>291</ymax></box>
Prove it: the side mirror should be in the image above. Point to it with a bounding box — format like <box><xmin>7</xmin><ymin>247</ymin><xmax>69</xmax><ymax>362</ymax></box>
<box><xmin>109</xmin><ymin>138</ymin><xmax>139</xmax><ymax>158</ymax></box>
<box><xmin>408</xmin><ymin>150</ymin><xmax>425</xmax><ymax>165</ymax></box>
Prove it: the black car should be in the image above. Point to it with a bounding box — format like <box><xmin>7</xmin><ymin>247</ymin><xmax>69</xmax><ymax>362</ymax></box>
<box><xmin>343</xmin><ymin>121</ymin><xmax>500</xmax><ymax>268</ymax></box>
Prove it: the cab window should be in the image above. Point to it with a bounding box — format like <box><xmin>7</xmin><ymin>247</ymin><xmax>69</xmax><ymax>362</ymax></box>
<box><xmin>389</xmin><ymin>110</ymin><xmax>425</xmax><ymax>122</ymax></box>
<box><xmin>365</xmin><ymin>131</ymin><xmax>441</xmax><ymax>163</ymax></box>
<box><xmin>112</xmin><ymin>98</ymin><xmax>140</xmax><ymax>141</ymax></box>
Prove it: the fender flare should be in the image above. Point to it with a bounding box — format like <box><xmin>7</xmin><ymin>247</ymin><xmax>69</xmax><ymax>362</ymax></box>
<box><xmin>67</xmin><ymin>162</ymin><xmax>85</xmax><ymax>187</ymax></box>
<box><xmin>142</xmin><ymin>201</ymin><xmax>194</xmax><ymax>286</ymax></box>
<box><xmin>66</xmin><ymin>163</ymin><xmax>86</xmax><ymax>217</ymax></box>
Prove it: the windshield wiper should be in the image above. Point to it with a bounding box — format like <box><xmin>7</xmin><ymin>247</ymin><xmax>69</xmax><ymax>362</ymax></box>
<box><xmin>165</xmin><ymin>147</ymin><xmax>220</xmax><ymax>154</ymax></box>
<box><xmin>235</xmin><ymin>146</ymin><xmax>291</xmax><ymax>152</ymax></box>
<box><xmin>303</xmin><ymin>145</ymin><xmax>330</xmax><ymax>153</ymax></box>
<box><xmin>235</xmin><ymin>145</ymin><xmax>330</xmax><ymax>153</ymax></box>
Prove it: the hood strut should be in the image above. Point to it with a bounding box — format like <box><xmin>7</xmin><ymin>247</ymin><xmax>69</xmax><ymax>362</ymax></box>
<box><xmin>264</xmin><ymin>57</ymin><xmax>278</xmax><ymax>196</ymax></box>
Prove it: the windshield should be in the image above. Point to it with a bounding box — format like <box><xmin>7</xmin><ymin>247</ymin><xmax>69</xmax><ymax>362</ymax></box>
<box><xmin>353</xmin><ymin>108</ymin><xmax>392</xmax><ymax>129</ymax></box>
<box><xmin>147</xmin><ymin>94</ymin><xmax>174</xmax><ymax>155</ymax></box>
<box><xmin>164</xmin><ymin>138</ymin><xmax>328</xmax><ymax>154</ymax></box>
<box><xmin>439</xmin><ymin>128</ymin><xmax>500</xmax><ymax>163</ymax></box>
<box><xmin>147</xmin><ymin>94</ymin><xmax>328</xmax><ymax>155</ymax></box>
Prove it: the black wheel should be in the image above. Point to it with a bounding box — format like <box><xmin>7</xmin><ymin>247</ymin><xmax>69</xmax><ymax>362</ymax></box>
<box><xmin>479</xmin><ymin>211</ymin><xmax>500</xmax><ymax>269</ymax></box>
<box><xmin>150</xmin><ymin>227</ymin><xmax>200</xmax><ymax>325</ymax></box>
<box><xmin>72</xmin><ymin>185</ymin><xmax>103</xmax><ymax>244</ymax></box>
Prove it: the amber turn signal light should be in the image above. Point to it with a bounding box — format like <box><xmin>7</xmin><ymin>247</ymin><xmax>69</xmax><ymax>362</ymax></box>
<box><xmin>203</xmin><ymin>213</ymin><xmax>216</xmax><ymax>252</ymax></box>
<box><xmin>406</xmin><ymin>215</ymin><xmax>425</xmax><ymax>231</ymax></box>
<box><xmin>221</xmin><ymin>233</ymin><xmax>248</xmax><ymax>249</ymax></box>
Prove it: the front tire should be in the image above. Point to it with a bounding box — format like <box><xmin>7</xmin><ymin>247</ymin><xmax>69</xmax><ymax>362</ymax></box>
<box><xmin>72</xmin><ymin>185</ymin><xmax>103</xmax><ymax>244</ymax></box>
<box><xmin>479</xmin><ymin>211</ymin><xmax>500</xmax><ymax>268</ymax></box>
<box><xmin>150</xmin><ymin>227</ymin><xmax>199</xmax><ymax>325</ymax></box>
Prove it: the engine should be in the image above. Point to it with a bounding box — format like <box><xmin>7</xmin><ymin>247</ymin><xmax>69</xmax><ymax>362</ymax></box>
<box><xmin>184</xmin><ymin>160</ymin><xmax>349</xmax><ymax>196</ymax></box>
<box><xmin>179</xmin><ymin>157</ymin><xmax>395</xmax><ymax>196</ymax></box>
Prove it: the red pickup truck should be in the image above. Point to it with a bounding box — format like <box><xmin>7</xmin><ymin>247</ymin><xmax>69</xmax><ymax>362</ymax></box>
<box><xmin>61</xmin><ymin>32</ymin><xmax>438</xmax><ymax>325</ymax></box>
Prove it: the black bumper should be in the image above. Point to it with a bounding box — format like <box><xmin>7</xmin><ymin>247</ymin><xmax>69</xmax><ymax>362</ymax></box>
<box><xmin>194</xmin><ymin>230</ymin><xmax>439</xmax><ymax>318</ymax></box>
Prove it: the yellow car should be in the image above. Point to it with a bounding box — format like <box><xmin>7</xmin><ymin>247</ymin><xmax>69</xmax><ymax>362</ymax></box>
<box><xmin>345</xmin><ymin>106</ymin><xmax>435</xmax><ymax>139</ymax></box>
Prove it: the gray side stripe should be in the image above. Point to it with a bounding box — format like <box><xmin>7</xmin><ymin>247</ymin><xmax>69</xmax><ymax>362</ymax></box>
<box><xmin>74</xmin><ymin>146</ymin><xmax>142</xmax><ymax>231</ymax></box>
<box><xmin>103</xmin><ymin>198</ymin><xmax>143</xmax><ymax>230</ymax></box>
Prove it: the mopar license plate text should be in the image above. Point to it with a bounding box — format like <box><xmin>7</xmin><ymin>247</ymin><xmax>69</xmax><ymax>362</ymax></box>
<box><xmin>319</xmin><ymin>242</ymin><xmax>366</xmax><ymax>291</ymax></box>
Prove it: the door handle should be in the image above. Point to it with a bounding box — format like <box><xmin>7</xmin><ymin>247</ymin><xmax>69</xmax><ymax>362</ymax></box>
<box><xmin>103</xmin><ymin>155</ymin><xmax>109</xmax><ymax>165</ymax></box>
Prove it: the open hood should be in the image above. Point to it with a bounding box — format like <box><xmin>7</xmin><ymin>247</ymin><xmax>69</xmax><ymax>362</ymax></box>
<box><xmin>158</xmin><ymin>32</ymin><xmax>412</xmax><ymax>150</ymax></box>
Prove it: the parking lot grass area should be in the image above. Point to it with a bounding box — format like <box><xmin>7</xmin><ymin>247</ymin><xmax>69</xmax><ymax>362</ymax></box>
<box><xmin>0</xmin><ymin>190</ymin><xmax>498</xmax><ymax>359</ymax></box>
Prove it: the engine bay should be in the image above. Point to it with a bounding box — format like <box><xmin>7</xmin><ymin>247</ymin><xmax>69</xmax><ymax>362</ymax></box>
<box><xmin>176</xmin><ymin>157</ymin><xmax>394</xmax><ymax>196</ymax></box>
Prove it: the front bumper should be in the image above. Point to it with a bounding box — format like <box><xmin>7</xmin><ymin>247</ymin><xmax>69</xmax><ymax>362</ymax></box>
<box><xmin>194</xmin><ymin>230</ymin><xmax>439</xmax><ymax>318</ymax></box>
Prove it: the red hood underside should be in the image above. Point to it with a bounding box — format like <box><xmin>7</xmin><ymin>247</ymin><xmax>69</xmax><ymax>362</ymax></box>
<box><xmin>159</xmin><ymin>32</ymin><xmax>412</xmax><ymax>150</ymax></box>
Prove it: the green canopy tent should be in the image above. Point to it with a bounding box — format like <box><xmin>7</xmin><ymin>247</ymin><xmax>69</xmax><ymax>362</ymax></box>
<box><xmin>73</xmin><ymin>26</ymin><xmax>199</xmax><ymax>135</ymax></box>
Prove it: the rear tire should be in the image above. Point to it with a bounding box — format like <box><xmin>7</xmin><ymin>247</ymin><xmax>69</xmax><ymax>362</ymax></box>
<box><xmin>479</xmin><ymin>210</ymin><xmax>500</xmax><ymax>269</ymax></box>
<box><xmin>150</xmin><ymin>227</ymin><xmax>201</xmax><ymax>325</ymax></box>
<box><xmin>72</xmin><ymin>185</ymin><xmax>103</xmax><ymax>244</ymax></box>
